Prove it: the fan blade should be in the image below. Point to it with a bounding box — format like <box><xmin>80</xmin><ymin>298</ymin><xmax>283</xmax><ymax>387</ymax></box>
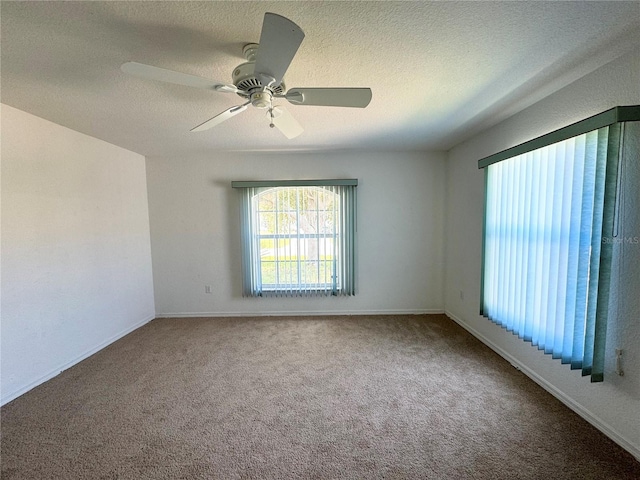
<box><xmin>190</xmin><ymin>103</ymin><xmax>250</xmax><ymax>132</ymax></box>
<box><xmin>269</xmin><ymin>107</ymin><xmax>304</xmax><ymax>139</ymax></box>
<box><xmin>254</xmin><ymin>13</ymin><xmax>305</xmax><ymax>87</ymax></box>
<box><xmin>121</xmin><ymin>62</ymin><xmax>239</xmax><ymax>93</ymax></box>
<box><xmin>285</xmin><ymin>88</ymin><xmax>372</xmax><ymax>108</ymax></box>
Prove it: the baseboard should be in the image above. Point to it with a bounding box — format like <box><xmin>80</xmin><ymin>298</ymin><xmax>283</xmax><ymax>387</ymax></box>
<box><xmin>155</xmin><ymin>309</ymin><xmax>445</xmax><ymax>318</ymax></box>
<box><xmin>1</xmin><ymin>313</ymin><xmax>155</xmax><ymax>406</ymax></box>
<box><xmin>444</xmin><ymin>310</ymin><xmax>640</xmax><ymax>463</ymax></box>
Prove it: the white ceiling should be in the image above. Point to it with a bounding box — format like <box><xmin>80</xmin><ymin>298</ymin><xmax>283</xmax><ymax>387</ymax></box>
<box><xmin>2</xmin><ymin>1</ymin><xmax>639</xmax><ymax>156</ymax></box>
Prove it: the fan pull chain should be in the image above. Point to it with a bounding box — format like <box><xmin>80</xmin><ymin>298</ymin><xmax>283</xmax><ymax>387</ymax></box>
<box><xmin>269</xmin><ymin>101</ymin><xmax>276</xmax><ymax>128</ymax></box>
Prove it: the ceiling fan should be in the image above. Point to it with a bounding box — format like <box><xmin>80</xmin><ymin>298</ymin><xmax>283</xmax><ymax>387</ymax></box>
<box><xmin>121</xmin><ymin>12</ymin><xmax>372</xmax><ymax>139</ymax></box>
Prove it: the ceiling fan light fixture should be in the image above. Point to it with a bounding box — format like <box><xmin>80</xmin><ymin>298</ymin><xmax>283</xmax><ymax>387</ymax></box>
<box><xmin>251</xmin><ymin>89</ymin><xmax>272</xmax><ymax>109</ymax></box>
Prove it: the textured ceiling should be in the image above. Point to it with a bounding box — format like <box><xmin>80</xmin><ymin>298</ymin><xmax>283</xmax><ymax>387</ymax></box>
<box><xmin>2</xmin><ymin>1</ymin><xmax>639</xmax><ymax>156</ymax></box>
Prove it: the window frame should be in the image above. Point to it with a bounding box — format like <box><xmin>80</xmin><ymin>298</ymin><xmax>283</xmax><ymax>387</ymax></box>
<box><xmin>232</xmin><ymin>179</ymin><xmax>357</xmax><ymax>298</ymax></box>
<box><xmin>477</xmin><ymin>106</ymin><xmax>640</xmax><ymax>382</ymax></box>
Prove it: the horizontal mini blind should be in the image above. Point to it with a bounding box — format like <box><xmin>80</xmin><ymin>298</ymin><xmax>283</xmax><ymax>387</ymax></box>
<box><xmin>233</xmin><ymin>180</ymin><xmax>357</xmax><ymax>297</ymax></box>
<box><xmin>479</xmin><ymin>108</ymin><xmax>634</xmax><ymax>382</ymax></box>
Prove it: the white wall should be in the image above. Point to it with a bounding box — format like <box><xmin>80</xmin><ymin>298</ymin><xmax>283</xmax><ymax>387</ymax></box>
<box><xmin>1</xmin><ymin>105</ymin><xmax>156</xmax><ymax>405</ymax></box>
<box><xmin>444</xmin><ymin>50</ymin><xmax>640</xmax><ymax>458</ymax></box>
<box><xmin>146</xmin><ymin>150</ymin><xmax>445</xmax><ymax>316</ymax></box>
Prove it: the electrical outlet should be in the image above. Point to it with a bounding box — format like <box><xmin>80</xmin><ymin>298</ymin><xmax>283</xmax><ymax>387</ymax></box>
<box><xmin>459</xmin><ymin>290</ymin><xmax>464</xmax><ymax>301</ymax></box>
<box><xmin>205</xmin><ymin>285</ymin><xmax>212</xmax><ymax>294</ymax></box>
<box><xmin>615</xmin><ymin>349</ymin><xmax>624</xmax><ymax>376</ymax></box>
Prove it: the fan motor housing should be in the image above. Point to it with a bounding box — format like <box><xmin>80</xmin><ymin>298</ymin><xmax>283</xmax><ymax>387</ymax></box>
<box><xmin>232</xmin><ymin>62</ymin><xmax>285</xmax><ymax>97</ymax></box>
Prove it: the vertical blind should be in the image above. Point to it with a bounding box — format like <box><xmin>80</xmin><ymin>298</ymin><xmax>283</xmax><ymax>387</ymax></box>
<box><xmin>479</xmin><ymin>108</ymin><xmax>634</xmax><ymax>382</ymax></box>
<box><xmin>232</xmin><ymin>180</ymin><xmax>357</xmax><ymax>297</ymax></box>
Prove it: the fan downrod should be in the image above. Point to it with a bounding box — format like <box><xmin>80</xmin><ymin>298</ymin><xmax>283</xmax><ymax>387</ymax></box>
<box><xmin>233</xmin><ymin>44</ymin><xmax>286</xmax><ymax>98</ymax></box>
<box><xmin>242</xmin><ymin>43</ymin><xmax>259</xmax><ymax>62</ymax></box>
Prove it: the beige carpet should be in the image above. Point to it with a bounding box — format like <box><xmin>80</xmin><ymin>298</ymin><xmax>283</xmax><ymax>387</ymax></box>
<box><xmin>1</xmin><ymin>314</ymin><xmax>638</xmax><ymax>479</ymax></box>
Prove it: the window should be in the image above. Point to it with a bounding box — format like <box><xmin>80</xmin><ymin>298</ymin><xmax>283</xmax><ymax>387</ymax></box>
<box><xmin>231</xmin><ymin>180</ymin><xmax>357</xmax><ymax>297</ymax></box>
<box><xmin>478</xmin><ymin>106</ymin><xmax>639</xmax><ymax>382</ymax></box>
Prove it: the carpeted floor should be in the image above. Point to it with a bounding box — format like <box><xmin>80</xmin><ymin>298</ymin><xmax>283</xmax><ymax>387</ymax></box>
<box><xmin>1</xmin><ymin>314</ymin><xmax>639</xmax><ymax>479</ymax></box>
